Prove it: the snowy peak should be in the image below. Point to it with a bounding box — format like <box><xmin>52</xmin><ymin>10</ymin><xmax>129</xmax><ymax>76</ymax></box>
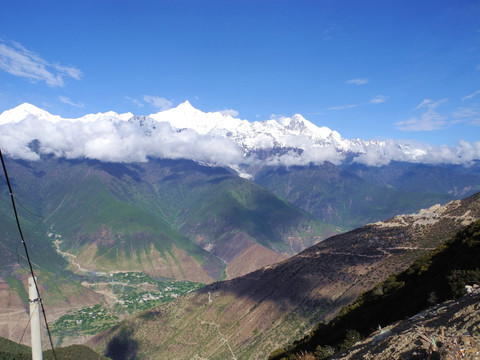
<box><xmin>148</xmin><ymin>103</ymin><xmax>345</xmax><ymax>151</ymax></box>
<box><xmin>281</xmin><ymin>114</ymin><xmax>309</xmax><ymax>132</ymax></box>
<box><xmin>0</xmin><ymin>101</ymin><xmax>477</xmax><ymax>167</ymax></box>
<box><xmin>149</xmin><ymin>100</ymin><xmax>200</xmax><ymax>119</ymax></box>
<box><xmin>77</xmin><ymin>110</ymin><xmax>134</xmax><ymax>123</ymax></box>
<box><xmin>279</xmin><ymin>114</ymin><xmax>333</xmax><ymax>139</ymax></box>
<box><xmin>0</xmin><ymin>103</ymin><xmax>62</xmax><ymax>124</ymax></box>
<box><xmin>0</xmin><ymin>101</ymin><xmax>379</xmax><ymax>164</ymax></box>
<box><xmin>0</xmin><ymin>102</ymin><xmax>134</xmax><ymax>125</ymax></box>
<box><xmin>149</xmin><ymin>101</ymin><xmax>246</xmax><ymax>135</ymax></box>
<box><xmin>128</xmin><ymin>115</ymin><xmax>158</xmax><ymax>132</ymax></box>
<box><xmin>13</xmin><ymin>102</ymin><xmax>44</xmax><ymax>114</ymax></box>
<box><xmin>176</xmin><ymin>100</ymin><xmax>195</xmax><ymax>111</ymax></box>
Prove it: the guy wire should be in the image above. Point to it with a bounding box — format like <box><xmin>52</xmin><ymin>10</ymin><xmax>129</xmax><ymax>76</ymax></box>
<box><xmin>0</xmin><ymin>148</ymin><xmax>58</xmax><ymax>360</ymax></box>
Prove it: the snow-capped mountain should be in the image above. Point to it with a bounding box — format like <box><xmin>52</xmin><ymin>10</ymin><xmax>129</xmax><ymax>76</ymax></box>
<box><xmin>147</xmin><ymin>101</ymin><xmax>358</xmax><ymax>153</ymax></box>
<box><xmin>0</xmin><ymin>103</ymin><xmax>64</xmax><ymax>124</ymax></box>
<box><xmin>146</xmin><ymin>101</ymin><xmax>437</xmax><ymax>167</ymax></box>
<box><xmin>0</xmin><ymin>103</ymin><xmax>133</xmax><ymax>124</ymax></box>
<box><xmin>0</xmin><ymin>101</ymin><xmax>478</xmax><ymax>168</ymax></box>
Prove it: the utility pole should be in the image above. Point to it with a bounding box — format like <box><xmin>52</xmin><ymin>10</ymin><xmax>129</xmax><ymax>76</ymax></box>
<box><xmin>29</xmin><ymin>277</ymin><xmax>43</xmax><ymax>360</ymax></box>
<box><xmin>2</xmin><ymin>150</ymin><xmax>55</xmax><ymax>359</ymax></box>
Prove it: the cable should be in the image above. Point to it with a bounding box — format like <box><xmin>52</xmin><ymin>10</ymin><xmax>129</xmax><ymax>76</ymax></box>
<box><xmin>10</xmin><ymin>302</ymin><xmax>35</xmax><ymax>360</ymax></box>
<box><xmin>16</xmin><ymin>198</ymin><xmax>45</xmax><ymax>222</ymax></box>
<box><xmin>18</xmin><ymin>299</ymin><xmax>35</xmax><ymax>344</ymax></box>
<box><xmin>16</xmin><ymin>242</ymin><xmax>30</xmax><ymax>273</ymax></box>
<box><xmin>1</xmin><ymin>172</ymin><xmax>45</xmax><ymax>241</ymax></box>
<box><xmin>0</xmin><ymin>174</ymin><xmax>45</xmax><ymax>222</ymax></box>
<box><xmin>0</xmin><ymin>149</ymin><xmax>58</xmax><ymax>360</ymax></box>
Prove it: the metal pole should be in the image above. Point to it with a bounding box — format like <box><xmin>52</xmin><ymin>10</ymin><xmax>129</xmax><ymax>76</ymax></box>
<box><xmin>29</xmin><ymin>277</ymin><xmax>43</xmax><ymax>360</ymax></box>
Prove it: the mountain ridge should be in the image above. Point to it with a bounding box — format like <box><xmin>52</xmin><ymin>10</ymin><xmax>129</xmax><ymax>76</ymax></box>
<box><xmin>88</xmin><ymin>192</ymin><xmax>480</xmax><ymax>360</ymax></box>
<box><xmin>0</xmin><ymin>156</ymin><xmax>335</xmax><ymax>346</ymax></box>
<box><xmin>1</xmin><ymin>102</ymin><xmax>479</xmax><ymax>169</ymax></box>
<box><xmin>2</xmin><ymin>157</ymin><xmax>331</xmax><ymax>280</ymax></box>
<box><xmin>271</xmin><ymin>217</ymin><xmax>480</xmax><ymax>359</ymax></box>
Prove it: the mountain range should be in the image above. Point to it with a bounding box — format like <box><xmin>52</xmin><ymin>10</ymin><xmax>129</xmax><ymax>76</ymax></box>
<box><xmin>88</xmin><ymin>193</ymin><xmax>480</xmax><ymax>359</ymax></box>
<box><xmin>1</xmin><ymin>102</ymin><xmax>480</xmax><ymax>353</ymax></box>
<box><xmin>1</xmin><ymin>101</ymin><xmax>479</xmax><ymax>170</ymax></box>
<box><xmin>0</xmin><ymin>156</ymin><xmax>333</xmax><ymax>344</ymax></box>
<box><xmin>2</xmin><ymin>101</ymin><xmax>479</xmax><ymax>231</ymax></box>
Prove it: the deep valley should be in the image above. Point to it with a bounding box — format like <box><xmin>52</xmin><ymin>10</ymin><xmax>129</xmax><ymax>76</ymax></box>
<box><xmin>1</xmin><ymin>105</ymin><xmax>480</xmax><ymax>359</ymax></box>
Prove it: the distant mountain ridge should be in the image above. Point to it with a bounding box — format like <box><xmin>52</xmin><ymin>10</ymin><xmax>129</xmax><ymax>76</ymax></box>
<box><xmin>1</xmin><ymin>102</ymin><xmax>479</xmax><ymax>169</ymax></box>
<box><xmin>255</xmin><ymin>159</ymin><xmax>480</xmax><ymax>229</ymax></box>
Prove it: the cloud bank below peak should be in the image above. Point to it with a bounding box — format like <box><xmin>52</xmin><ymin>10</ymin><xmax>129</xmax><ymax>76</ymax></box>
<box><xmin>0</xmin><ymin>102</ymin><xmax>479</xmax><ymax>170</ymax></box>
<box><xmin>0</xmin><ymin>112</ymin><xmax>243</xmax><ymax>165</ymax></box>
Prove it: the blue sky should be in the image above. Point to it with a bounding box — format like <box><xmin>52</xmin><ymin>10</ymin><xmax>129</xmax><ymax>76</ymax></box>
<box><xmin>1</xmin><ymin>0</ymin><xmax>479</xmax><ymax>146</ymax></box>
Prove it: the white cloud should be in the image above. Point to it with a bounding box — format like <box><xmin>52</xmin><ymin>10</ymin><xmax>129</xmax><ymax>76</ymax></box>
<box><xmin>219</xmin><ymin>109</ymin><xmax>239</xmax><ymax>117</ymax></box>
<box><xmin>453</xmin><ymin>107</ymin><xmax>480</xmax><ymax>125</ymax></box>
<box><xmin>125</xmin><ymin>96</ymin><xmax>144</xmax><ymax>108</ymax></box>
<box><xmin>58</xmin><ymin>96</ymin><xmax>84</xmax><ymax>108</ymax></box>
<box><xmin>396</xmin><ymin>99</ymin><xmax>447</xmax><ymax>131</ymax></box>
<box><xmin>0</xmin><ymin>39</ymin><xmax>82</xmax><ymax>87</ymax></box>
<box><xmin>369</xmin><ymin>95</ymin><xmax>388</xmax><ymax>104</ymax></box>
<box><xmin>0</xmin><ymin>115</ymin><xmax>243</xmax><ymax>166</ymax></box>
<box><xmin>322</xmin><ymin>26</ymin><xmax>336</xmax><ymax>41</ymax></box>
<box><xmin>143</xmin><ymin>95</ymin><xmax>173</xmax><ymax>111</ymax></box>
<box><xmin>328</xmin><ymin>104</ymin><xmax>357</xmax><ymax>111</ymax></box>
<box><xmin>124</xmin><ymin>96</ymin><xmax>144</xmax><ymax>108</ymax></box>
<box><xmin>353</xmin><ymin>140</ymin><xmax>412</xmax><ymax>166</ymax></box>
<box><xmin>417</xmin><ymin>140</ymin><xmax>480</xmax><ymax>165</ymax></box>
<box><xmin>53</xmin><ymin>63</ymin><xmax>82</xmax><ymax>80</ymax></box>
<box><xmin>147</xmin><ymin>125</ymin><xmax>243</xmax><ymax>165</ymax></box>
<box><xmin>326</xmin><ymin>95</ymin><xmax>386</xmax><ymax>112</ymax></box>
<box><xmin>346</xmin><ymin>78</ymin><xmax>368</xmax><ymax>85</ymax></box>
<box><xmin>462</xmin><ymin>90</ymin><xmax>480</xmax><ymax>101</ymax></box>
<box><xmin>269</xmin><ymin>114</ymin><xmax>287</xmax><ymax>121</ymax></box>
<box><xmin>259</xmin><ymin>146</ymin><xmax>345</xmax><ymax>167</ymax></box>
<box><xmin>353</xmin><ymin>139</ymin><xmax>480</xmax><ymax>167</ymax></box>
<box><xmin>1</xmin><ymin>103</ymin><xmax>479</xmax><ymax>169</ymax></box>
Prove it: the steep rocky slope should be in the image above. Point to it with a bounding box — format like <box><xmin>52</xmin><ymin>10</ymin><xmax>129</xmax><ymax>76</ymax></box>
<box><xmin>89</xmin><ymin>193</ymin><xmax>480</xmax><ymax>360</ymax></box>
<box><xmin>332</xmin><ymin>288</ymin><xmax>480</xmax><ymax>360</ymax></box>
<box><xmin>271</xmin><ymin>214</ymin><xmax>480</xmax><ymax>359</ymax></box>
